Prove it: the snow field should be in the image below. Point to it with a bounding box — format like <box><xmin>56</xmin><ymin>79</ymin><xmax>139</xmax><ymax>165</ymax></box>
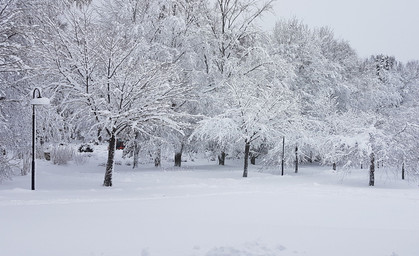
<box><xmin>1</xmin><ymin>149</ymin><xmax>418</xmax><ymax>256</ymax></box>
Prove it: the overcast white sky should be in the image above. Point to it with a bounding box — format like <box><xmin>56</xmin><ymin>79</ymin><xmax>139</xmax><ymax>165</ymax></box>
<box><xmin>261</xmin><ymin>0</ymin><xmax>419</xmax><ymax>63</ymax></box>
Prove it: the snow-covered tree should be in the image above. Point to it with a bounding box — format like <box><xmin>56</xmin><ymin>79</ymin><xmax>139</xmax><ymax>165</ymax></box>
<box><xmin>35</xmin><ymin>0</ymin><xmax>193</xmax><ymax>186</ymax></box>
<box><xmin>191</xmin><ymin>0</ymin><xmax>276</xmax><ymax>165</ymax></box>
<box><xmin>271</xmin><ymin>19</ymin><xmax>342</xmax><ymax>165</ymax></box>
<box><xmin>2</xmin><ymin>0</ymin><xmax>418</xmax><ymax>186</ymax></box>
<box><xmin>192</xmin><ymin>37</ymin><xmax>296</xmax><ymax>176</ymax></box>
<box><xmin>0</xmin><ymin>0</ymin><xmax>34</xmax><ymax>181</ymax></box>
<box><xmin>381</xmin><ymin>60</ymin><xmax>419</xmax><ymax>178</ymax></box>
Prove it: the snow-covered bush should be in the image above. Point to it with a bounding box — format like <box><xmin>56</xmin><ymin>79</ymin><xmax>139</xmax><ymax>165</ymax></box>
<box><xmin>78</xmin><ymin>144</ymin><xmax>94</xmax><ymax>153</ymax></box>
<box><xmin>0</xmin><ymin>151</ymin><xmax>13</xmax><ymax>182</ymax></box>
<box><xmin>74</xmin><ymin>153</ymin><xmax>89</xmax><ymax>165</ymax></box>
<box><xmin>51</xmin><ymin>145</ymin><xmax>75</xmax><ymax>165</ymax></box>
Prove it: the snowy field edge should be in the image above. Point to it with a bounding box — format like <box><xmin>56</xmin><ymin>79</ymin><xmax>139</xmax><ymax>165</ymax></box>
<box><xmin>1</xmin><ymin>149</ymin><xmax>418</xmax><ymax>256</ymax></box>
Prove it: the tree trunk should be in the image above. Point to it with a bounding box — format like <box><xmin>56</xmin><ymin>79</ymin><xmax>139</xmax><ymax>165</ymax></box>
<box><xmin>103</xmin><ymin>132</ymin><xmax>116</xmax><ymax>187</ymax></box>
<box><xmin>174</xmin><ymin>144</ymin><xmax>183</xmax><ymax>167</ymax></box>
<box><xmin>295</xmin><ymin>145</ymin><xmax>298</xmax><ymax>173</ymax></box>
<box><xmin>250</xmin><ymin>153</ymin><xmax>256</xmax><ymax>165</ymax></box>
<box><xmin>369</xmin><ymin>153</ymin><xmax>375</xmax><ymax>186</ymax></box>
<box><xmin>97</xmin><ymin>127</ymin><xmax>103</xmax><ymax>143</ymax></box>
<box><xmin>333</xmin><ymin>162</ymin><xmax>336</xmax><ymax>171</ymax></box>
<box><xmin>154</xmin><ymin>148</ymin><xmax>161</xmax><ymax>167</ymax></box>
<box><xmin>218</xmin><ymin>152</ymin><xmax>226</xmax><ymax>165</ymax></box>
<box><xmin>132</xmin><ymin>132</ymin><xmax>140</xmax><ymax>169</ymax></box>
<box><xmin>243</xmin><ymin>141</ymin><xmax>250</xmax><ymax>178</ymax></box>
<box><xmin>174</xmin><ymin>152</ymin><xmax>182</xmax><ymax>167</ymax></box>
<box><xmin>402</xmin><ymin>162</ymin><xmax>405</xmax><ymax>180</ymax></box>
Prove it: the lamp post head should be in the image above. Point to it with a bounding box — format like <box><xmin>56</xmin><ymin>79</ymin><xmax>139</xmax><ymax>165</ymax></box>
<box><xmin>30</xmin><ymin>97</ymin><xmax>50</xmax><ymax>105</ymax></box>
<box><xmin>31</xmin><ymin>88</ymin><xmax>50</xmax><ymax>106</ymax></box>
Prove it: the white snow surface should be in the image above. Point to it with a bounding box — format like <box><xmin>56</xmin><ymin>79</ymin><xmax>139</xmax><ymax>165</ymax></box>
<box><xmin>1</xmin><ymin>146</ymin><xmax>418</xmax><ymax>256</ymax></box>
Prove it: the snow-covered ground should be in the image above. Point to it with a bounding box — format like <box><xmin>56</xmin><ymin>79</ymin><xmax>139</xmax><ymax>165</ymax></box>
<box><xmin>1</xmin><ymin>147</ymin><xmax>418</xmax><ymax>256</ymax></box>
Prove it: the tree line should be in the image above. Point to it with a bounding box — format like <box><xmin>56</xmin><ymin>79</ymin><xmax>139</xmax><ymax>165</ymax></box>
<box><xmin>1</xmin><ymin>0</ymin><xmax>418</xmax><ymax>186</ymax></box>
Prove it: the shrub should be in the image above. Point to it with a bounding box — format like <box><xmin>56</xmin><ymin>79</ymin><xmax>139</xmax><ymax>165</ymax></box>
<box><xmin>74</xmin><ymin>153</ymin><xmax>89</xmax><ymax>165</ymax></box>
<box><xmin>78</xmin><ymin>144</ymin><xmax>94</xmax><ymax>153</ymax></box>
<box><xmin>51</xmin><ymin>145</ymin><xmax>75</xmax><ymax>165</ymax></box>
<box><xmin>0</xmin><ymin>154</ymin><xmax>13</xmax><ymax>182</ymax></box>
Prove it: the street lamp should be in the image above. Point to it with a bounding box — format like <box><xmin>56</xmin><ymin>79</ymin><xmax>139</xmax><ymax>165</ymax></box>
<box><xmin>30</xmin><ymin>88</ymin><xmax>50</xmax><ymax>190</ymax></box>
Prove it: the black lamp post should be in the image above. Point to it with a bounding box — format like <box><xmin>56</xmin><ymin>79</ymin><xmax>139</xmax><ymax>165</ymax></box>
<box><xmin>31</xmin><ymin>88</ymin><xmax>50</xmax><ymax>190</ymax></box>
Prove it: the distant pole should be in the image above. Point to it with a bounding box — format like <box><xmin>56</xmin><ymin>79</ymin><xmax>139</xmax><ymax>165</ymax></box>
<box><xmin>402</xmin><ymin>162</ymin><xmax>405</xmax><ymax>180</ymax></box>
<box><xmin>281</xmin><ymin>137</ymin><xmax>285</xmax><ymax>176</ymax></box>
<box><xmin>295</xmin><ymin>145</ymin><xmax>298</xmax><ymax>173</ymax></box>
